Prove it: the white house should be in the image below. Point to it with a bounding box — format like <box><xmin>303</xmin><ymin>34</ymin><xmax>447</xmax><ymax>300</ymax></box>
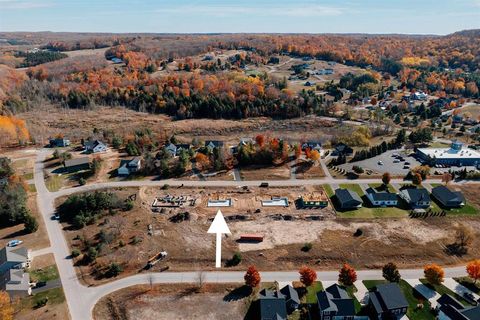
<box><xmin>118</xmin><ymin>157</ymin><xmax>142</xmax><ymax>176</ymax></box>
<box><xmin>84</xmin><ymin>140</ymin><xmax>108</xmax><ymax>153</ymax></box>
<box><xmin>365</xmin><ymin>188</ymin><xmax>398</xmax><ymax>207</ymax></box>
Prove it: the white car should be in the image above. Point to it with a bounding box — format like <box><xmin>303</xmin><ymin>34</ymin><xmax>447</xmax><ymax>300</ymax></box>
<box><xmin>7</xmin><ymin>240</ymin><xmax>23</xmax><ymax>247</ymax></box>
<box><xmin>378</xmin><ymin>161</ymin><xmax>384</xmax><ymax>165</ymax></box>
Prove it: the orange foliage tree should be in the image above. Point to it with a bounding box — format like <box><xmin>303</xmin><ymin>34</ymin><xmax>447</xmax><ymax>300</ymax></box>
<box><xmin>308</xmin><ymin>150</ymin><xmax>321</xmax><ymax>162</ymax></box>
<box><xmin>0</xmin><ymin>291</ymin><xmax>13</xmax><ymax>320</ymax></box>
<box><xmin>244</xmin><ymin>265</ymin><xmax>261</xmax><ymax>288</ymax></box>
<box><xmin>255</xmin><ymin>135</ymin><xmax>265</xmax><ymax>148</ymax></box>
<box><xmin>466</xmin><ymin>260</ymin><xmax>480</xmax><ymax>284</ymax></box>
<box><xmin>195</xmin><ymin>153</ymin><xmax>210</xmax><ymax>171</ymax></box>
<box><xmin>0</xmin><ymin>115</ymin><xmax>30</xmax><ymax>145</ymax></box>
<box><xmin>424</xmin><ymin>264</ymin><xmax>444</xmax><ymax>285</ymax></box>
<box><xmin>299</xmin><ymin>266</ymin><xmax>317</xmax><ymax>287</ymax></box>
<box><xmin>338</xmin><ymin>263</ymin><xmax>357</xmax><ymax>286</ymax></box>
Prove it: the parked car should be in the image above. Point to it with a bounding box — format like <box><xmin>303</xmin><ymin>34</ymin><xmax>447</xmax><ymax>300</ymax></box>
<box><xmin>7</xmin><ymin>240</ymin><xmax>23</xmax><ymax>247</ymax></box>
<box><xmin>34</xmin><ymin>281</ymin><xmax>47</xmax><ymax>288</ymax></box>
<box><xmin>393</xmin><ymin>159</ymin><xmax>400</xmax><ymax>163</ymax></box>
<box><xmin>378</xmin><ymin>161</ymin><xmax>384</xmax><ymax>165</ymax></box>
<box><xmin>405</xmin><ymin>161</ymin><xmax>411</xmax><ymax>165</ymax></box>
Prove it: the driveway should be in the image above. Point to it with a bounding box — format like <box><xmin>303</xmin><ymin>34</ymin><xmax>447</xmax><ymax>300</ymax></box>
<box><xmin>404</xmin><ymin>279</ymin><xmax>441</xmax><ymax>308</ymax></box>
<box><xmin>443</xmin><ymin>278</ymin><xmax>480</xmax><ymax>301</ymax></box>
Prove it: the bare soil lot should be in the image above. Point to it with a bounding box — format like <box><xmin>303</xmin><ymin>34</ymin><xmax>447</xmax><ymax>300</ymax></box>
<box><xmin>93</xmin><ymin>283</ymin><xmax>248</xmax><ymax>320</ymax></box>
<box><xmin>59</xmin><ymin>185</ymin><xmax>480</xmax><ymax>286</ymax></box>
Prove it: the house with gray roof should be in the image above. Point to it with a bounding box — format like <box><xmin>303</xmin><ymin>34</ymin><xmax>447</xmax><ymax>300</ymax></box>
<box><xmin>437</xmin><ymin>293</ymin><xmax>480</xmax><ymax>320</ymax></box>
<box><xmin>0</xmin><ymin>246</ymin><xmax>31</xmax><ymax>274</ymax></box>
<box><xmin>431</xmin><ymin>186</ymin><xmax>465</xmax><ymax>208</ymax></box>
<box><xmin>165</xmin><ymin>143</ymin><xmax>178</xmax><ymax>157</ymax></box>
<box><xmin>335</xmin><ymin>188</ymin><xmax>363</xmax><ymax>210</ymax></box>
<box><xmin>399</xmin><ymin>188</ymin><xmax>431</xmax><ymax>208</ymax></box>
<box><xmin>49</xmin><ymin>137</ymin><xmax>70</xmax><ymax>148</ymax></box>
<box><xmin>258</xmin><ymin>288</ymin><xmax>287</xmax><ymax>320</ymax></box>
<box><xmin>302</xmin><ymin>141</ymin><xmax>322</xmax><ymax>152</ymax></box>
<box><xmin>205</xmin><ymin>140</ymin><xmax>224</xmax><ymax>151</ymax></box>
<box><xmin>365</xmin><ymin>188</ymin><xmax>398</xmax><ymax>207</ymax></box>
<box><xmin>118</xmin><ymin>157</ymin><xmax>142</xmax><ymax>176</ymax></box>
<box><xmin>64</xmin><ymin>157</ymin><xmax>91</xmax><ymax>172</ymax></box>
<box><xmin>279</xmin><ymin>285</ymin><xmax>300</xmax><ymax>313</ymax></box>
<box><xmin>84</xmin><ymin>140</ymin><xmax>107</xmax><ymax>153</ymax></box>
<box><xmin>368</xmin><ymin>283</ymin><xmax>408</xmax><ymax>320</ymax></box>
<box><xmin>0</xmin><ymin>269</ymin><xmax>31</xmax><ymax>298</ymax></box>
<box><xmin>317</xmin><ymin>284</ymin><xmax>369</xmax><ymax>320</ymax></box>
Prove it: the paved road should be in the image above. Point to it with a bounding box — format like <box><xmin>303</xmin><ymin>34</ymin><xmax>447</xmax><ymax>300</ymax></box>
<box><xmin>31</xmin><ymin>148</ymin><xmax>474</xmax><ymax>320</ymax></box>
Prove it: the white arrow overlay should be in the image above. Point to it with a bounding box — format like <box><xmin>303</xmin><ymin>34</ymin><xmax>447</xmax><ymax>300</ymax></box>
<box><xmin>207</xmin><ymin>210</ymin><xmax>231</xmax><ymax>268</ymax></box>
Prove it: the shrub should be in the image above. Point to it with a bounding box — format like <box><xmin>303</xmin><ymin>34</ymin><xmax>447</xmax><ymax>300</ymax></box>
<box><xmin>161</xmin><ymin>184</ymin><xmax>169</xmax><ymax>190</ymax></box>
<box><xmin>23</xmin><ymin>214</ymin><xmax>38</xmax><ymax>233</ymax></box>
<box><xmin>34</xmin><ymin>297</ymin><xmax>48</xmax><ymax>308</ymax></box>
<box><xmin>301</xmin><ymin>243</ymin><xmax>313</xmax><ymax>252</ymax></box>
<box><xmin>71</xmin><ymin>249</ymin><xmax>81</xmax><ymax>258</ymax></box>
<box><xmin>124</xmin><ymin>200</ymin><xmax>134</xmax><ymax>211</ymax></box>
<box><xmin>106</xmin><ymin>262</ymin><xmax>123</xmax><ymax>277</ymax></box>
<box><xmin>86</xmin><ymin>247</ymin><xmax>98</xmax><ymax>263</ymax></box>
<box><xmin>227</xmin><ymin>252</ymin><xmax>242</xmax><ymax>266</ymax></box>
<box><xmin>78</xmin><ymin>178</ymin><xmax>86</xmax><ymax>186</ymax></box>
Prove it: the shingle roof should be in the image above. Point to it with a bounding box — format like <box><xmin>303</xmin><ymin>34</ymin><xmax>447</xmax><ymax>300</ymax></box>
<box><xmin>432</xmin><ymin>186</ymin><xmax>464</xmax><ymax>205</ymax></box>
<box><xmin>402</xmin><ymin>188</ymin><xmax>430</xmax><ymax>203</ymax></box>
<box><xmin>259</xmin><ymin>289</ymin><xmax>287</xmax><ymax>320</ymax></box>
<box><xmin>279</xmin><ymin>285</ymin><xmax>300</xmax><ymax>305</ymax></box>
<box><xmin>64</xmin><ymin>157</ymin><xmax>90</xmax><ymax>168</ymax></box>
<box><xmin>373</xmin><ymin>283</ymin><xmax>408</xmax><ymax>312</ymax></box>
<box><xmin>317</xmin><ymin>284</ymin><xmax>356</xmax><ymax>316</ymax></box>
<box><xmin>437</xmin><ymin>294</ymin><xmax>464</xmax><ymax>310</ymax></box>
<box><xmin>366</xmin><ymin>188</ymin><xmax>398</xmax><ymax>202</ymax></box>
<box><xmin>0</xmin><ymin>246</ymin><xmax>29</xmax><ymax>264</ymax></box>
<box><xmin>335</xmin><ymin>189</ymin><xmax>362</xmax><ymax>205</ymax></box>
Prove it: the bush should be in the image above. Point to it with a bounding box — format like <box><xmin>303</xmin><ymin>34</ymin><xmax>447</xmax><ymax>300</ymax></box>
<box><xmin>34</xmin><ymin>297</ymin><xmax>48</xmax><ymax>308</ymax></box>
<box><xmin>86</xmin><ymin>247</ymin><xmax>98</xmax><ymax>263</ymax></box>
<box><xmin>301</xmin><ymin>242</ymin><xmax>313</xmax><ymax>252</ymax></box>
<box><xmin>124</xmin><ymin>200</ymin><xmax>134</xmax><ymax>211</ymax></box>
<box><xmin>119</xmin><ymin>240</ymin><xmax>126</xmax><ymax>247</ymax></box>
<box><xmin>23</xmin><ymin>214</ymin><xmax>38</xmax><ymax>233</ymax></box>
<box><xmin>78</xmin><ymin>178</ymin><xmax>86</xmax><ymax>186</ymax></box>
<box><xmin>161</xmin><ymin>184</ymin><xmax>169</xmax><ymax>190</ymax></box>
<box><xmin>106</xmin><ymin>262</ymin><xmax>123</xmax><ymax>277</ymax></box>
<box><xmin>352</xmin><ymin>166</ymin><xmax>364</xmax><ymax>174</ymax></box>
<box><xmin>227</xmin><ymin>252</ymin><xmax>242</xmax><ymax>266</ymax></box>
<box><xmin>71</xmin><ymin>249</ymin><xmax>81</xmax><ymax>258</ymax></box>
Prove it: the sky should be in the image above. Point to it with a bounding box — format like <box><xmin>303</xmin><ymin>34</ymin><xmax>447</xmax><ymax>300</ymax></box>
<box><xmin>0</xmin><ymin>0</ymin><xmax>479</xmax><ymax>34</ymax></box>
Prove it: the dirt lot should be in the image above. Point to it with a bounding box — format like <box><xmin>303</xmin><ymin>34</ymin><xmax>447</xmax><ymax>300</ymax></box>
<box><xmin>93</xmin><ymin>283</ymin><xmax>248</xmax><ymax>320</ymax></box>
<box><xmin>59</xmin><ymin>185</ymin><xmax>480</xmax><ymax>286</ymax></box>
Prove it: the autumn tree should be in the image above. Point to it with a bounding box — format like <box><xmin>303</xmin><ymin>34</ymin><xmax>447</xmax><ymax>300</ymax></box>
<box><xmin>338</xmin><ymin>264</ymin><xmax>357</xmax><ymax>286</ymax></box>
<box><xmin>466</xmin><ymin>260</ymin><xmax>480</xmax><ymax>284</ymax></box>
<box><xmin>308</xmin><ymin>150</ymin><xmax>321</xmax><ymax>162</ymax></box>
<box><xmin>382</xmin><ymin>262</ymin><xmax>401</xmax><ymax>283</ymax></box>
<box><xmin>294</xmin><ymin>144</ymin><xmax>302</xmax><ymax>159</ymax></box>
<box><xmin>255</xmin><ymin>135</ymin><xmax>265</xmax><ymax>148</ymax></box>
<box><xmin>244</xmin><ymin>265</ymin><xmax>261</xmax><ymax>288</ymax></box>
<box><xmin>412</xmin><ymin>172</ymin><xmax>423</xmax><ymax>186</ymax></box>
<box><xmin>195</xmin><ymin>153</ymin><xmax>210</xmax><ymax>171</ymax></box>
<box><xmin>299</xmin><ymin>266</ymin><xmax>317</xmax><ymax>287</ymax></box>
<box><xmin>442</xmin><ymin>173</ymin><xmax>453</xmax><ymax>185</ymax></box>
<box><xmin>424</xmin><ymin>264</ymin><xmax>444</xmax><ymax>285</ymax></box>
<box><xmin>0</xmin><ymin>291</ymin><xmax>13</xmax><ymax>320</ymax></box>
<box><xmin>455</xmin><ymin>224</ymin><xmax>473</xmax><ymax>254</ymax></box>
<box><xmin>382</xmin><ymin>172</ymin><xmax>391</xmax><ymax>186</ymax></box>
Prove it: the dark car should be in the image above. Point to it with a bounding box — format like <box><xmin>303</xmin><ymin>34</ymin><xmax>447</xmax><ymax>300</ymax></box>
<box><xmin>260</xmin><ymin>182</ymin><xmax>269</xmax><ymax>188</ymax></box>
<box><xmin>35</xmin><ymin>281</ymin><xmax>47</xmax><ymax>288</ymax></box>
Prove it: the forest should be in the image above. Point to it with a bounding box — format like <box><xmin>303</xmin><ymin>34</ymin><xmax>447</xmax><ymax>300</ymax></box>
<box><xmin>0</xmin><ymin>31</ymin><xmax>479</xmax><ymax>121</ymax></box>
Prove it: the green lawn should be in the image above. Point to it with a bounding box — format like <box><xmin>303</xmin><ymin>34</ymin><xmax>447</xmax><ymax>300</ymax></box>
<box><xmin>363</xmin><ymin>279</ymin><xmax>388</xmax><ymax>290</ymax></box>
<box><xmin>339</xmin><ymin>184</ymin><xmax>364</xmax><ymax>196</ymax></box>
<box><xmin>22</xmin><ymin>172</ymin><xmax>34</xmax><ymax>180</ymax></box>
<box><xmin>28</xmin><ymin>184</ymin><xmax>37</xmax><ymax>193</ymax></box>
<box><xmin>429</xmin><ymin>142</ymin><xmax>450</xmax><ymax>148</ymax></box>
<box><xmin>323</xmin><ymin>184</ymin><xmax>334</xmax><ymax>198</ymax></box>
<box><xmin>368</xmin><ymin>183</ymin><xmax>396</xmax><ymax>193</ymax></box>
<box><xmin>420</xmin><ymin>279</ymin><xmax>473</xmax><ymax>306</ymax></box>
<box><xmin>430</xmin><ymin>183</ymin><xmax>442</xmax><ymax>188</ymax></box>
<box><xmin>30</xmin><ymin>265</ymin><xmax>60</xmax><ymax>282</ymax></box>
<box><xmin>305</xmin><ymin>281</ymin><xmax>324</xmax><ymax>304</ymax></box>
<box><xmin>337</xmin><ymin>206</ymin><xmax>409</xmax><ymax>219</ymax></box>
<box><xmin>45</xmin><ymin>174</ymin><xmax>65</xmax><ymax>192</ymax></box>
<box><xmin>399</xmin><ymin>280</ymin><xmax>436</xmax><ymax>320</ymax></box>
<box><xmin>20</xmin><ymin>287</ymin><xmax>65</xmax><ymax>310</ymax></box>
<box><xmin>343</xmin><ymin>285</ymin><xmax>361</xmax><ymax>314</ymax></box>
<box><xmin>454</xmin><ymin>277</ymin><xmax>480</xmax><ymax>294</ymax></box>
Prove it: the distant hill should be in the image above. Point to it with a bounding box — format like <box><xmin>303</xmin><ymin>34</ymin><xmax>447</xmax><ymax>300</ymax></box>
<box><xmin>449</xmin><ymin>29</ymin><xmax>480</xmax><ymax>37</ymax></box>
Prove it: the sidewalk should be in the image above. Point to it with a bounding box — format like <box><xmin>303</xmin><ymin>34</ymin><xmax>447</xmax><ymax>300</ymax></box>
<box><xmin>354</xmin><ymin>280</ymin><xmax>369</xmax><ymax>305</ymax></box>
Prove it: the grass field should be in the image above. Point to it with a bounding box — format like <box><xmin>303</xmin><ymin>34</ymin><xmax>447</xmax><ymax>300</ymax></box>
<box><xmin>30</xmin><ymin>265</ymin><xmax>60</xmax><ymax>282</ymax></box>
<box><xmin>344</xmin><ymin>285</ymin><xmax>362</xmax><ymax>313</ymax></box>
<box><xmin>339</xmin><ymin>184</ymin><xmax>364</xmax><ymax>196</ymax></box>
<box><xmin>368</xmin><ymin>183</ymin><xmax>396</xmax><ymax>193</ymax></box>
<box><xmin>22</xmin><ymin>172</ymin><xmax>34</xmax><ymax>180</ymax></box>
<box><xmin>28</xmin><ymin>184</ymin><xmax>37</xmax><ymax>193</ymax></box>
<box><xmin>19</xmin><ymin>287</ymin><xmax>66</xmax><ymax>310</ymax></box>
<box><xmin>305</xmin><ymin>281</ymin><xmax>324</xmax><ymax>304</ymax></box>
<box><xmin>45</xmin><ymin>174</ymin><xmax>65</xmax><ymax>192</ymax></box>
<box><xmin>323</xmin><ymin>184</ymin><xmax>334</xmax><ymax>197</ymax></box>
<box><xmin>363</xmin><ymin>280</ymin><xmax>435</xmax><ymax>320</ymax></box>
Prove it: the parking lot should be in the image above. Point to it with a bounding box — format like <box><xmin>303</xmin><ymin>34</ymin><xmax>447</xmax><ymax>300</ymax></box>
<box><xmin>338</xmin><ymin>149</ymin><xmax>422</xmax><ymax>175</ymax></box>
